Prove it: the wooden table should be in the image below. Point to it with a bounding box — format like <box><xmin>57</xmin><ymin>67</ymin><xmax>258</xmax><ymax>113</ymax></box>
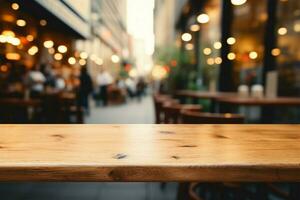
<box><xmin>175</xmin><ymin>90</ymin><xmax>236</xmax><ymax>100</ymax></box>
<box><xmin>216</xmin><ymin>96</ymin><xmax>300</xmax><ymax>106</ymax></box>
<box><xmin>0</xmin><ymin>124</ymin><xmax>300</xmax><ymax>182</ymax></box>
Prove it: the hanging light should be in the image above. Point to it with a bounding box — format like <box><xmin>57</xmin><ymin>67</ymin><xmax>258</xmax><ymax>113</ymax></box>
<box><xmin>57</xmin><ymin>45</ymin><xmax>68</xmax><ymax>53</ymax></box>
<box><xmin>227</xmin><ymin>37</ymin><xmax>236</xmax><ymax>45</ymax></box>
<box><xmin>197</xmin><ymin>14</ymin><xmax>210</xmax><ymax>24</ymax></box>
<box><xmin>190</xmin><ymin>24</ymin><xmax>200</xmax><ymax>32</ymax></box>
<box><xmin>213</xmin><ymin>42</ymin><xmax>222</xmax><ymax>49</ymax></box>
<box><xmin>271</xmin><ymin>48</ymin><xmax>281</xmax><ymax>56</ymax></box>
<box><xmin>28</xmin><ymin>46</ymin><xmax>39</xmax><ymax>55</ymax></box>
<box><xmin>79</xmin><ymin>59</ymin><xmax>87</xmax><ymax>66</ymax></box>
<box><xmin>111</xmin><ymin>55</ymin><xmax>120</xmax><ymax>63</ymax></box>
<box><xmin>231</xmin><ymin>0</ymin><xmax>247</xmax><ymax>6</ymax></box>
<box><xmin>207</xmin><ymin>58</ymin><xmax>215</xmax><ymax>65</ymax></box>
<box><xmin>54</xmin><ymin>53</ymin><xmax>63</xmax><ymax>61</ymax></box>
<box><xmin>26</xmin><ymin>35</ymin><xmax>34</xmax><ymax>42</ymax></box>
<box><xmin>203</xmin><ymin>48</ymin><xmax>212</xmax><ymax>55</ymax></box>
<box><xmin>181</xmin><ymin>33</ymin><xmax>192</xmax><ymax>42</ymax></box>
<box><xmin>68</xmin><ymin>57</ymin><xmax>76</xmax><ymax>65</ymax></box>
<box><xmin>80</xmin><ymin>52</ymin><xmax>88</xmax><ymax>59</ymax></box>
<box><xmin>278</xmin><ymin>27</ymin><xmax>287</xmax><ymax>35</ymax></box>
<box><xmin>16</xmin><ymin>19</ymin><xmax>26</xmax><ymax>27</ymax></box>
<box><xmin>249</xmin><ymin>51</ymin><xmax>258</xmax><ymax>59</ymax></box>
<box><xmin>185</xmin><ymin>43</ymin><xmax>194</xmax><ymax>50</ymax></box>
<box><xmin>43</xmin><ymin>40</ymin><xmax>54</xmax><ymax>48</ymax></box>
<box><xmin>227</xmin><ymin>53</ymin><xmax>236</xmax><ymax>60</ymax></box>
<box><xmin>40</xmin><ymin>19</ymin><xmax>47</xmax><ymax>26</ymax></box>
<box><xmin>215</xmin><ymin>57</ymin><xmax>222</xmax><ymax>64</ymax></box>
<box><xmin>11</xmin><ymin>3</ymin><xmax>19</xmax><ymax>10</ymax></box>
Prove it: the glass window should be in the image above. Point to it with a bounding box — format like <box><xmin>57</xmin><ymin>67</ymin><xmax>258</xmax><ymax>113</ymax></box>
<box><xmin>277</xmin><ymin>0</ymin><xmax>300</xmax><ymax>96</ymax></box>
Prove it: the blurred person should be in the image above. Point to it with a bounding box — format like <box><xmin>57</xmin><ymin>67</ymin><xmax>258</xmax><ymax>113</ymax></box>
<box><xmin>125</xmin><ymin>77</ymin><xmax>137</xmax><ymax>98</ymax></box>
<box><xmin>79</xmin><ymin>67</ymin><xmax>93</xmax><ymax>115</ymax></box>
<box><xmin>136</xmin><ymin>77</ymin><xmax>147</xmax><ymax>101</ymax></box>
<box><xmin>26</xmin><ymin>65</ymin><xmax>46</xmax><ymax>97</ymax></box>
<box><xmin>55</xmin><ymin>73</ymin><xmax>66</xmax><ymax>91</ymax></box>
<box><xmin>96</xmin><ymin>69</ymin><xmax>113</xmax><ymax>106</ymax></box>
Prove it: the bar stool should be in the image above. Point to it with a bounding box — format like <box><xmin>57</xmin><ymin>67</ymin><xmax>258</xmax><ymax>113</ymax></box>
<box><xmin>180</xmin><ymin>110</ymin><xmax>245</xmax><ymax>124</ymax></box>
<box><xmin>162</xmin><ymin>103</ymin><xmax>203</xmax><ymax>124</ymax></box>
<box><xmin>153</xmin><ymin>94</ymin><xmax>179</xmax><ymax>124</ymax></box>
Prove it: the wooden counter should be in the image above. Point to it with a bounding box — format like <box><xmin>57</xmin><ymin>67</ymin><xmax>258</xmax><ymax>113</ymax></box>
<box><xmin>0</xmin><ymin>124</ymin><xmax>300</xmax><ymax>182</ymax></box>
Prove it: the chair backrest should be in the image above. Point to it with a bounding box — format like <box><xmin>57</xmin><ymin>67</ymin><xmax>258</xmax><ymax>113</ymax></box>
<box><xmin>180</xmin><ymin>110</ymin><xmax>244</xmax><ymax>124</ymax></box>
<box><xmin>163</xmin><ymin>104</ymin><xmax>202</xmax><ymax>124</ymax></box>
<box><xmin>153</xmin><ymin>94</ymin><xmax>179</xmax><ymax>124</ymax></box>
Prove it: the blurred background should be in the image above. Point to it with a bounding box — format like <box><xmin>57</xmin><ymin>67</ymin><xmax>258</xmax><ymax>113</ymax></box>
<box><xmin>0</xmin><ymin>0</ymin><xmax>300</xmax><ymax>199</ymax></box>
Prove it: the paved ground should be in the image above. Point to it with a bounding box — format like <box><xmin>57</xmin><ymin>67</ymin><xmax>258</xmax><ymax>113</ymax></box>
<box><xmin>86</xmin><ymin>95</ymin><xmax>155</xmax><ymax>124</ymax></box>
<box><xmin>0</xmin><ymin>95</ymin><xmax>178</xmax><ymax>200</ymax></box>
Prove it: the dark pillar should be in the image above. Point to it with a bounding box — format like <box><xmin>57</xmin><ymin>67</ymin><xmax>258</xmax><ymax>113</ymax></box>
<box><xmin>218</xmin><ymin>0</ymin><xmax>234</xmax><ymax>92</ymax></box>
<box><xmin>262</xmin><ymin>0</ymin><xmax>278</xmax><ymax>86</ymax></box>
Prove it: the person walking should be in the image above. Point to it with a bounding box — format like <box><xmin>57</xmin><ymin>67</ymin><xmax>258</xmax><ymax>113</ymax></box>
<box><xmin>79</xmin><ymin>67</ymin><xmax>93</xmax><ymax>115</ymax></box>
<box><xmin>96</xmin><ymin>69</ymin><xmax>113</xmax><ymax>106</ymax></box>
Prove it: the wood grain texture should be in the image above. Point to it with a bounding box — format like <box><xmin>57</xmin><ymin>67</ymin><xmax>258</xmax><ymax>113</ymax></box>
<box><xmin>0</xmin><ymin>124</ymin><xmax>300</xmax><ymax>182</ymax></box>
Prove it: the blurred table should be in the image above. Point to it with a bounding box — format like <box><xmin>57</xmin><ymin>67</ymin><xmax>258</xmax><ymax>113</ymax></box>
<box><xmin>0</xmin><ymin>98</ymin><xmax>41</xmax><ymax>107</ymax></box>
<box><xmin>216</xmin><ymin>96</ymin><xmax>300</xmax><ymax>106</ymax></box>
<box><xmin>0</xmin><ymin>124</ymin><xmax>300</xmax><ymax>182</ymax></box>
<box><xmin>217</xmin><ymin>96</ymin><xmax>300</xmax><ymax>123</ymax></box>
<box><xmin>175</xmin><ymin>90</ymin><xmax>236</xmax><ymax>112</ymax></box>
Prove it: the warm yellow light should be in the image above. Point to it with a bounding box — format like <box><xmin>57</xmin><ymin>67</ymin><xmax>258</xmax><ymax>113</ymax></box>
<box><xmin>207</xmin><ymin>58</ymin><xmax>215</xmax><ymax>65</ymax></box>
<box><xmin>57</xmin><ymin>45</ymin><xmax>67</xmax><ymax>53</ymax></box>
<box><xmin>294</xmin><ymin>23</ymin><xmax>300</xmax><ymax>32</ymax></box>
<box><xmin>227</xmin><ymin>53</ymin><xmax>236</xmax><ymax>60</ymax></box>
<box><xmin>2</xmin><ymin>30</ymin><xmax>15</xmax><ymax>37</ymax></box>
<box><xmin>278</xmin><ymin>27</ymin><xmax>287</xmax><ymax>35</ymax></box>
<box><xmin>249</xmin><ymin>51</ymin><xmax>258</xmax><ymax>59</ymax></box>
<box><xmin>197</xmin><ymin>14</ymin><xmax>210</xmax><ymax>24</ymax></box>
<box><xmin>68</xmin><ymin>57</ymin><xmax>76</xmax><ymax>65</ymax></box>
<box><xmin>79</xmin><ymin>59</ymin><xmax>87</xmax><ymax>66</ymax></box>
<box><xmin>16</xmin><ymin>19</ymin><xmax>26</xmax><ymax>27</ymax></box>
<box><xmin>271</xmin><ymin>48</ymin><xmax>281</xmax><ymax>56</ymax></box>
<box><xmin>28</xmin><ymin>46</ymin><xmax>39</xmax><ymax>55</ymax></box>
<box><xmin>48</xmin><ymin>48</ymin><xmax>55</xmax><ymax>54</ymax></box>
<box><xmin>26</xmin><ymin>35</ymin><xmax>34</xmax><ymax>42</ymax></box>
<box><xmin>11</xmin><ymin>3</ymin><xmax>19</xmax><ymax>10</ymax></box>
<box><xmin>185</xmin><ymin>43</ymin><xmax>194</xmax><ymax>50</ymax></box>
<box><xmin>43</xmin><ymin>40</ymin><xmax>54</xmax><ymax>48</ymax></box>
<box><xmin>80</xmin><ymin>52</ymin><xmax>88</xmax><ymax>59</ymax></box>
<box><xmin>231</xmin><ymin>0</ymin><xmax>247</xmax><ymax>6</ymax></box>
<box><xmin>227</xmin><ymin>37</ymin><xmax>236</xmax><ymax>45</ymax></box>
<box><xmin>54</xmin><ymin>53</ymin><xmax>63</xmax><ymax>61</ymax></box>
<box><xmin>6</xmin><ymin>53</ymin><xmax>20</xmax><ymax>60</ymax></box>
<box><xmin>181</xmin><ymin>33</ymin><xmax>192</xmax><ymax>42</ymax></box>
<box><xmin>213</xmin><ymin>42</ymin><xmax>222</xmax><ymax>49</ymax></box>
<box><xmin>40</xmin><ymin>19</ymin><xmax>47</xmax><ymax>26</ymax></box>
<box><xmin>90</xmin><ymin>54</ymin><xmax>97</xmax><ymax>61</ymax></box>
<box><xmin>190</xmin><ymin>24</ymin><xmax>200</xmax><ymax>32</ymax></box>
<box><xmin>0</xmin><ymin>35</ymin><xmax>6</xmax><ymax>43</ymax></box>
<box><xmin>7</xmin><ymin>37</ymin><xmax>20</xmax><ymax>46</ymax></box>
<box><xmin>203</xmin><ymin>48</ymin><xmax>212</xmax><ymax>55</ymax></box>
<box><xmin>111</xmin><ymin>55</ymin><xmax>120</xmax><ymax>63</ymax></box>
<box><xmin>215</xmin><ymin>57</ymin><xmax>223</xmax><ymax>65</ymax></box>
<box><xmin>152</xmin><ymin>65</ymin><xmax>167</xmax><ymax>80</ymax></box>
<box><xmin>129</xmin><ymin>69</ymin><xmax>138</xmax><ymax>78</ymax></box>
<box><xmin>95</xmin><ymin>58</ymin><xmax>103</xmax><ymax>65</ymax></box>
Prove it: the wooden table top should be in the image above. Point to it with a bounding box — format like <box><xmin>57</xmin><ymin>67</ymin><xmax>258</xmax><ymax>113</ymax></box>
<box><xmin>217</xmin><ymin>96</ymin><xmax>300</xmax><ymax>106</ymax></box>
<box><xmin>175</xmin><ymin>90</ymin><xmax>236</xmax><ymax>100</ymax></box>
<box><xmin>0</xmin><ymin>124</ymin><xmax>300</xmax><ymax>182</ymax></box>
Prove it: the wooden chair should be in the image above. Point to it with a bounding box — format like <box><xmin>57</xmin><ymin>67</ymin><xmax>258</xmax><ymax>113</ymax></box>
<box><xmin>162</xmin><ymin>103</ymin><xmax>202</xmax><ymax>124</ymax></box>
<box><xmin>153</xmin><ymin>94</ymin><xmax>179</xmax><ymax>124</ymax></box>
<box><xmin>179</xmin><ymin>110</ymin><xmax>245</xmax><ymax>200</ymax></box>
<box><xmin>180</xmin><ymin>110</ymin><xmax>245</xmax><ymax>124</ymax></box>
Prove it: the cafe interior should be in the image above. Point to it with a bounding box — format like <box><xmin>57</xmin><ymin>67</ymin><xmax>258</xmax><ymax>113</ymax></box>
<box><xmin>0</xmin><ymin>0</ymin><xmax>300</xmax><ymax>199</ymax></box>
